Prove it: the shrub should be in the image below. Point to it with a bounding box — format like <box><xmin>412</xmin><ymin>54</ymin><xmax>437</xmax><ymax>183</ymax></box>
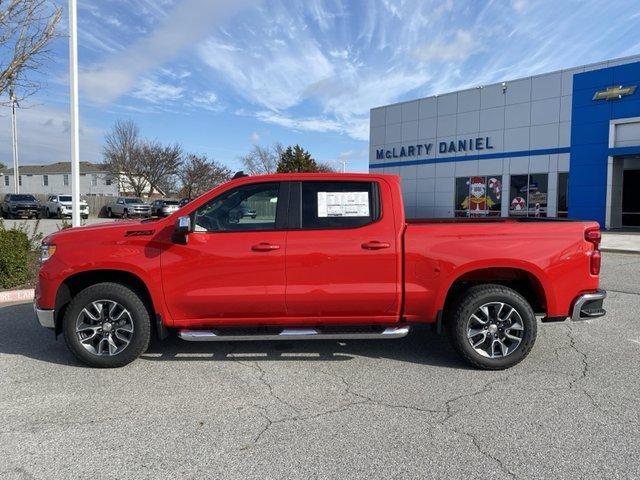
<box><xmin>0</xmin><ymin>219</ymin><xmax>42</xmax><ymax>289</ymax></box>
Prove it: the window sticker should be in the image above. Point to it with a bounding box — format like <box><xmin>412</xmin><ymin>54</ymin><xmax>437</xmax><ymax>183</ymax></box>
<box><xmin>317</xmin><ymin>191</ymin><xmax>370</xmax><ymax>217</ymax></box>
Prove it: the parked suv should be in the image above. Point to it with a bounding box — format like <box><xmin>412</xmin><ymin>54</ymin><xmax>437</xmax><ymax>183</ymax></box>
<box><xmin>1</xmin><ymin>194</ymin><xmax>41</xmax><ymax>219</ymax></box>
<box><xmin>44</xmin><ymin>194</ymin><xmax>89</xmax><ymax>219</ymax></box>
<box><xmin>106</xmin><ymin>197</ymin><xmax>151</xmax><ymax>218</ymax></box>
<box><xmin>151</xmin><ymin>199</ymin><xmax>180</xmax><ymax>217</ymax></box>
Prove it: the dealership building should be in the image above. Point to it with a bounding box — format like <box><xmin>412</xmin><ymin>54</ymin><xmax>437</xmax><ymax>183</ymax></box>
<box><xmin>369</xmin><ymin>54</ymin><xmax>640</xmax><ymax>228</ymax></box>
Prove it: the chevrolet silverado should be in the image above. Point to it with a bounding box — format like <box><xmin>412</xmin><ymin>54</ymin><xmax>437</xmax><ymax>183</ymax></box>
<box><xmin>34</xmin><ymin>173</ymin><xmax>606</xmax><ymax>369</ymax></box>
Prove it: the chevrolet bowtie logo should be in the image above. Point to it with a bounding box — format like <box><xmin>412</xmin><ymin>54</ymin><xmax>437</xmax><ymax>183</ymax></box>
<box><xmin>593</xmin><ymin>85</ymin><xmax>637</xmax><ymax>101</ymax></box>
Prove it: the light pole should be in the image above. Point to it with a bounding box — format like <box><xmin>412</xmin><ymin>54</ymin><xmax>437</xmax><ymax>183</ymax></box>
<box><xmin>9</xmin><ymin>85</ymin><xmax>19</xmax><ymax>194</ymax></box>
<box><xmin>68</xmin><ymin>0</ymin><xmax>81</xmax><ymax>227</ymax></box>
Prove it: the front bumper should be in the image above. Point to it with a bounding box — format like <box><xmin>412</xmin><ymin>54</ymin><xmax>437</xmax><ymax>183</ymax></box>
<box><xmin>34</xmin><ymin>303</ymin><xmax>55</xmax><ymax>329</ymax></box>
<box><xmin>11</xmin><ymin>207</ymin><xmax>39</xmax><ymax>217</ymax></box>
<box><xmin>571</xmin><ymin>289</ymin><xmax>607</xmax><ymax>321</ymax></box>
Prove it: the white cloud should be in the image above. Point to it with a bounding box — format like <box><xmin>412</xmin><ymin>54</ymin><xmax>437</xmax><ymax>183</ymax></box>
<box><xmin>189</xmin><ymin>91</ymin><xmax>222</xmax><ymax>111</ymax></box>
<box><xmin>199</xmin><ymin>36</ymin><xmax>334</xmax><ymax>111</ymax></box>
<box><xmin>250</xmin><ymin>131</ymin><xmax>260</xmax><ymax>143</ymax></box>
<box><xmin>255</xmin><ymin>111</ymin><xmax>343</xmax><ymax>134</ymax></box>
<box><xmin>132</xmin><ymin>78</ymin><xmax>184</xmax><ymax>103</ymax></box>
<box><xmin>413</xmin><ymin>30</ymin><xmax>478</xmax><ymax>63</ymax></box>
<box><xmin>81</xmin><ymin>0</ymin><xmax>257</xmax><ymax>103</ymax></box>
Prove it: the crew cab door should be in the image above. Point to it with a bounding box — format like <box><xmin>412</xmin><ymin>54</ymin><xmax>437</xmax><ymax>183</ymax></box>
<box><xmin>285</xmin><ymin>180</ymin><xmax>401</xmax><ymax>323</ymax></box>
<box><xmin>161</xmin><ymin>181</ymin><xmax>289</xmax><ymax>325</ymax></box>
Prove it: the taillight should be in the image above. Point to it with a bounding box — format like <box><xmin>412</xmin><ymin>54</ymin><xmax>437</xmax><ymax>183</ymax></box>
<box><xmin>585</xmin><ymin>227</ymin><xmax>601</xmax><ymax>275</ymax></box>
<box><xmin>590</xmin><ymin>250</ymin><xmax>601</xmax><ymax>275</ymax></box>
<box><xmin>585</xmin><ymin>228</ymin><xmax>601</xmax><ymax>246</ymax></box>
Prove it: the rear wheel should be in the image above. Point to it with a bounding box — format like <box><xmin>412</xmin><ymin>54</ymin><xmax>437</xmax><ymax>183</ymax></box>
<box><xmin>62</xmin><ymin>282</ymin><xmax>151</xmax><ymax>368</ymax></box>
<box><xmin>107</xmin><ymin>208</ymin><xmax>113</xmax><ymax>218</ymax></box>
<box><xmin>447</xmin><ymin>284</ymin><xmax>537</xmax><ymax>370</ymax></box>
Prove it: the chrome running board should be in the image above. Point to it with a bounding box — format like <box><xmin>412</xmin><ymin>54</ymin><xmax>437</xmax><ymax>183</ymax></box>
<box><xmin>178</xmin><ymin>326</ymin><xmax>411</xmax><ymax>342</ymax></box>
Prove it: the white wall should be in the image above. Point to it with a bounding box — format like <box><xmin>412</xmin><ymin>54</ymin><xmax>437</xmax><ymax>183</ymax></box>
<box><xmin>0</xmin><ymin>172</ymin><xmax>118</xmax><ymax>196</ymax></box>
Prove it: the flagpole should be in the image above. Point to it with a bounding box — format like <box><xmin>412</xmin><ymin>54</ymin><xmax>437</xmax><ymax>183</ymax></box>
<box><xmin>68</xmin><ymin>0</ymin><xmax>80</xmax><ymax>227</ymax></box>
<box><xmin>10</xmin><ymin>87</ymin><xmax>19</xmax><ymax>194</ymax></box>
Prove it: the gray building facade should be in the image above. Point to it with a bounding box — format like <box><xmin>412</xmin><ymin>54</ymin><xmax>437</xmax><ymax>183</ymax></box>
<box><xmin>369</xmin><ymin>54</ymin><xmax>640</xmax><ymax>228</ymax></box>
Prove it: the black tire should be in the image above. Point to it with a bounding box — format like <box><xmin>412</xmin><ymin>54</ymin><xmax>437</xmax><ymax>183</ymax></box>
<box><xmin>45</xmin><ymin>207</ymin><xmax>50</xmax><ymax>218</ymax></box>
<box><xmin>107</xmin><ymin>208</ymin><xmax>113</xmax><ymax>218</ymax></box>
<box><xmin>62</xmin><ymin>282</ymin><xmax>151</xmax><ymax>368</ymax></box>
<box><xmin>447</xmin><ymin>284</ymin><xmax>537</xmax><ymax>370</ymax></box>
<box><xmin>122</xmin><ymin>209</ymin><xmax>128</xmax><ymax>218</ymax></box>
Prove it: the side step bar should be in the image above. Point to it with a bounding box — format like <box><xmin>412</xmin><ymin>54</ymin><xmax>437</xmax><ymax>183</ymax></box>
<box><xmin>178</xmin><ymin>326</ymin><xmax>411</xmax><ymax>342</ymax></box>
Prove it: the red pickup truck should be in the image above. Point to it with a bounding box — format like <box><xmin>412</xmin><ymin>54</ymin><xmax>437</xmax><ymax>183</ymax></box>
<box><xmin>34</xmin><ymin>173</ymin><xmax>606</xmax><ymax>369</ymax></box>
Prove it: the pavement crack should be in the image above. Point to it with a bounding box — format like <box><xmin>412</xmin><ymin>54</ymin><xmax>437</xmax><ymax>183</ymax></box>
<box><xmin>565</xmin><ymin>326</ymin><xmax>603</xmax><ymax>413</ymax></box>
<box><xmin>456</xmin><ymin>429</ymin><xmax>516</xmax><ymax>479</ymax></box>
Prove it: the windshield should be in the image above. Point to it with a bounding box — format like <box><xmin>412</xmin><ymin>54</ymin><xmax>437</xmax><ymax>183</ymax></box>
<box><xmin>164</xmin><ymin>200</ymin><xmax>180</xmax><ymax>205</ymax></box>
<box><xmin>59</xmin><ymin>195</ymin><xmax>72</xmax><ymax>202</ymax></box>
<box><xmin>125</xmin><ymin>198</ymin><xmax>144</xmax><ymax>204</ymax></box>
<box><xmin>10</xmin><ymin>195</ymin><xmax>36</xmax><ymax>201</ymax></box>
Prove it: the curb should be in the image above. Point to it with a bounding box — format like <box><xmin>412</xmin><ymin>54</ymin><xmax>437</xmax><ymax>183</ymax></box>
<box><xmin>0</xmin><ymin>289</ymin><xmax>35</xmax><ymax>305</ymax></box>
<box><xmin>601</xmin><ymin>248</ymin><xmax>640</xmax><ymax>255</ymax></box>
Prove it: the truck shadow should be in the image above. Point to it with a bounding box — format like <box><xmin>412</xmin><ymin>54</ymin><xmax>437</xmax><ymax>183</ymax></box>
<box><xmin>0</xmin><ymin>303</ymin><xmax>466</xmax><ymax>369</ymax></box>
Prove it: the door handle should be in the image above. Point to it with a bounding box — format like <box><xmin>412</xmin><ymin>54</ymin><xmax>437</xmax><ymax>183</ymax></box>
<box><xmin>251</xmin><ymin>242</ymin><xmax>280</xmax><ymax>252</ymax></box>
<box><xmin>361</xmin><ymin>241</ymin><xmax>391</xmax><ymax>250</ymax></box>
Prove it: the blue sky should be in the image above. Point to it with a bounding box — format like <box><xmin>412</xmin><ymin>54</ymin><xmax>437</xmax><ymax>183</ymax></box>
<box><xmin>1</xmin><ymin>0</ymin><xmax>640</xmax><ymax>172</ymax></box>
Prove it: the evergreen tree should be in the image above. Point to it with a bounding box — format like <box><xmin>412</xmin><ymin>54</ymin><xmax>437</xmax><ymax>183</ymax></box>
<box><xmin>276</xmin><ymin>145</ymin><xmax>318</xmax><ymax>173</ymax></box>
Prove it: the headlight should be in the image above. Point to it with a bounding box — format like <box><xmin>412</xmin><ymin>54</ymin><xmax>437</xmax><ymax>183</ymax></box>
<box><xmin>40</xmin><ymin>244</ymin><xmax>57</xmax><ymax>263</ymax></box>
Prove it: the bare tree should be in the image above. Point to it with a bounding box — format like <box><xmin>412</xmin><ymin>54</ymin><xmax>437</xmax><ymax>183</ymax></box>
<box><xmin>239</xmin><ymin>143</ymin><xmax>282</xmax><ymax>175</ymax></box>
<box><xmin>139</xmin><ymin>140</ymin><xmax>182</xmax><ymax>196</ymax></box>
<box><xmin>179</xmin><ymin>154</ymin><xmax>232</xmax><ymax>199</ymax></box>
<box><xmin>316</xmin><ymin>162</ymin><xmax>336</xmax><ymax>172</ymax></box>
<box><xmin>0</xmin><ymin>0</ymin><xmax>62</xmax><ymax>102</ymax></box>
<box><xmin>102</xmin><ymin>120</ymin><xmax>148</xmax><ymax>197</ymax></box>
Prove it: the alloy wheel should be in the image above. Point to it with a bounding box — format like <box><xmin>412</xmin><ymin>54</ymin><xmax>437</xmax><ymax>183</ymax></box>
<box><xmin>466</xmin><ymin>302</ymin><xmax>524</xmax><ymax>359</ymax></box>
<box><xmin>75</xmin><ymin>300</ymin><xmax>134</xmax><ymax>356</ymax></box>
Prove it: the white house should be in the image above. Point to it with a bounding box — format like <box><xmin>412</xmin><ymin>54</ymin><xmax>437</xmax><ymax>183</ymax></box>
<box><xmin>0</xmin><ymin>161</ymin><xmax>119</xmax><ymax>196</ymax></box>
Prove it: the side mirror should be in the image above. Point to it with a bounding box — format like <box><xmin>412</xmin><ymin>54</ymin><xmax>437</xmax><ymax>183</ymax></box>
<box><xmin>173</xmin><ymin>215</ymin><xmax>191</xmax><ymax>244</ymax></box>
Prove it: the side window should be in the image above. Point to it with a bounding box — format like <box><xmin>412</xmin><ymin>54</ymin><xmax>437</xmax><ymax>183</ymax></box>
<box><xmin>301</xmin><ymin>181</ymin><xmax>379</xmax><ymax>229</ymax></box>
<box><xmin>194</xmin><ymin>182</ymin><xmax>280</xmax><ymax>232</ymax></box>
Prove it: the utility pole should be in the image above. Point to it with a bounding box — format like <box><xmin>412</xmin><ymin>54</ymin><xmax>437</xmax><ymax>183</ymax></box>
<box><xmin>68</xmin><ymin>0</ymin><xmax>81</xmax><ymax>227</ymax></box>
<box><xmin>9</xmin><ymin>85</ymin><xmax>19</xmax><ymax>194</ymax></box>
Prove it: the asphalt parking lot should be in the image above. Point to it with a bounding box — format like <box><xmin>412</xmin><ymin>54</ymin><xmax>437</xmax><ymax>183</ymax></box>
<box><xmin>1</xmin><ymin>253</ymin><xmax>639</xmax><ymax>479</ymax></box>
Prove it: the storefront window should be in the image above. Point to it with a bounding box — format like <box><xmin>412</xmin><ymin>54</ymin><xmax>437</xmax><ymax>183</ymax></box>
<box><xmin>509</xmin><ymin>173</ymin><xmax>549</xmax><ymax>217</ymax></box>
<box><xmin>557</xmin><ymin>172</ymin><xmax>569</xmax><ymax>218</ymax></box>
<box><xmin>454</xmin><ymin>175</ymin><xmax>502</xmax><ymax>217</ymax></box>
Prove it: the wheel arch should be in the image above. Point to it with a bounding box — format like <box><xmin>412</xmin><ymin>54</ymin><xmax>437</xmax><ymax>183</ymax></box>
<box><xmin>439</xmin><ymin>265</ymin><xmax>551</xmax><ymax>320</ymax></box>
<box><xmin>54</xmin><ymin>269</ymin><xmax>156</xmax><ymax>336</ymax></box>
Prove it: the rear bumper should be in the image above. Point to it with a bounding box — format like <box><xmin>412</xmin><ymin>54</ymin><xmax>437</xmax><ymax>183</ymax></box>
<box><xmin>34</xmin><ymin>303</ymin><xmax>55</xmax><ymax>329</ymax></box>
<box><xmin>571</xmin><ymin>289</ymin><xmax>607</xmax><ymax>321</ymax></box>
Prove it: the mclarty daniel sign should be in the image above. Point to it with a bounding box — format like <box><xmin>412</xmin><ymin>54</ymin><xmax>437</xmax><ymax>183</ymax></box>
<box><xmin>376</xmin><ymin>136</ymin><xmax>494</xmax><ymax>160</ymax></box>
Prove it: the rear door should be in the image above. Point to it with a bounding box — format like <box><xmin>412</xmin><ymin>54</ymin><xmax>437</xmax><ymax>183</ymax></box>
<box><xmin>284</xmin><ymin>179</ymin><xmax>401</xmax><ymax>323</ymax></box>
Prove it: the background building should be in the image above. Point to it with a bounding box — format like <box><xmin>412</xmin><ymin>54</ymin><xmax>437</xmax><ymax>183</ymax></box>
<box><xmin>0</xmin><ymin>161</ymin><xmax>118</xmax><ymax>196</ymax></box>
<box><xmin>369</xmin><ymin>55</ymin><xmax>640</xmax><ymax>228</ymax></box>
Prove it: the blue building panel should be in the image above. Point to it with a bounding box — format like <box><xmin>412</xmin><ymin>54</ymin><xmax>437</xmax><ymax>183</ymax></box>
<box><xmin>568</xmin><ymin>60</ymin><xmax>640</xmax><ymax>228</ymax></box>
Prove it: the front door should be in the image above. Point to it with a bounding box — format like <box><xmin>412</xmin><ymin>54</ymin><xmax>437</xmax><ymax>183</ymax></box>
<box><xmin>161</xmin><ymin>181</ymin><xmax>287</xmax><ymax>326</ymax></box>
<box><xmin>623</xmin><ymin>170</ymin><xmax>640</xmax><ymax>227</ymax></box>
<box><xmin>284</xmin><ymin>180</ymin><xmax>401</xmax><ymax>323</ymax></box>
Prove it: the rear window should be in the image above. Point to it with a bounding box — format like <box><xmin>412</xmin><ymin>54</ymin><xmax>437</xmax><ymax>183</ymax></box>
<box><xmin>59</xmin><ymin>196</ymin><xmax>72</xmax><ymax>202</ymax></box>
<box><xmin>164</xmin><ymin>200</ymin><xmax>179</xmax><ymax>205</ymax></box>
<box><xmin>301</xmin><ymin>181</ymin><xmax>379</xmax><ymax>229</ymax></box>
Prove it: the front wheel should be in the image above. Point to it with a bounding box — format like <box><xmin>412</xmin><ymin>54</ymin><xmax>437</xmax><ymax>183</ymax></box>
<box><xmin>62</xmin><ymin>282</ymin><xmax>151</xmax><ymax>368</ymax></box>
<box><xmin>447</xmin><ymin>284</ymin><xmax>537</xmax><ymax>370</ymax></box>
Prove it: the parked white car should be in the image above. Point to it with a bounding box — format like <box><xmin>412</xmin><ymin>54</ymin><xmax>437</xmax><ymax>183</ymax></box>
<box><xmin>44</xmin><ymin>194</ymin><xmax>89</xmax><ymax>219</ymax></box>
